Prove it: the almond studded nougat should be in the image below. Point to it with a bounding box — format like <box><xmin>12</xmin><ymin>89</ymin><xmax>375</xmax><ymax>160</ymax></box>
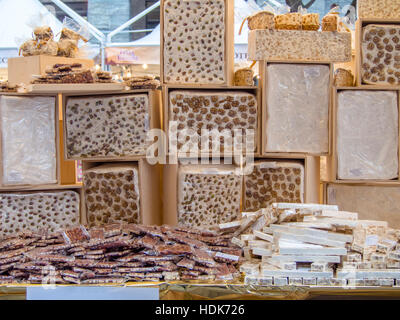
<box><xmin>169</xmin><ymin>90</ymin><xmax>258</xmax><ymax>153</ymax></box>
<box><xmin>65</xmin><ymin>94</ymin><xmax>149</xmax><ymax>159</ymax></box>
<box><xmin>244</xmin><ymin>161</ymin><xmax>304</xmax><ymax>212</ymax></box>
<box><xmin>177</xmin><ymin>164</ymin><xmax>242</xmax><ymax>228</ymax></box>
<box><xmin>163</xmin><ymin>0</ymin><xmax>226</xmax><ymax>84</ymax></box>
<box><xmin>0</xmin><ymin>191</ymin><xmax>80</xmax><ymax>239</ymax></box>
<box><xmin>84</xmin><ymin>164</ymin><xmax>141</xmax><ymax>227</ymax></box>
<box><xmin>361</xmin><ymin>24</ymin><xmax>400</xmax><ymax>85</ymax></box>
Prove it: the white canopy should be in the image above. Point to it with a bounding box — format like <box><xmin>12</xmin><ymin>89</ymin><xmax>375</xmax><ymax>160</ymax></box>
<box><xmin>0</xmin><ymin>0</ymin><xmax>63</xmax><ymax>48</ymax></box>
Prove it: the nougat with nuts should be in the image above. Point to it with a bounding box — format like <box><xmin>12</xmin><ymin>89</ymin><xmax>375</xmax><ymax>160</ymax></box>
<box><xmin>169</xmin><ymin>90</ymin><xmax>258</xmax><ymax>153</ymax></box>
<box><xmin>361</xmin><ymin>24</ymin><xmax>400</xmax><ymax>85</ymax></box>
<box><xmin>65</xmin><ymin>94</ymin><xmax>149</xmax><ymax>159</ymax></box>
<box><xmin>177</xmin><ymin>164</ymin><xmax>242</xmax><ymax>228</ymax></box>
<box><xmin>358</xmin><ymin>0</ymin><xmax>400</xmax><ymax>19</ymax></box>
<box><xmin>83</xmin><ymin>164</ymin><xmax>141</xmax><ymax>227</ymax></box>
<box><xmin>244</xmin><ymin>161</ymin><xmax>304</xmax><ymax>212</ymax></box>
<box><xmin>0</xmin><ymin>191</ymin><xmax>80</xmax><ymax>239</ymax></box>
<box><xmin>163</xmin><ymin>0</ymin><xmax>226</xmax><ymax>84</ymax></box>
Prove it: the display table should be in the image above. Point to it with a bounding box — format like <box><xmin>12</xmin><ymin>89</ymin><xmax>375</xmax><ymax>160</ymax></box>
<box><xmin>2</xmin><ymin>283</ymin><xmax>400</xmax><ymax>300</ymax></box>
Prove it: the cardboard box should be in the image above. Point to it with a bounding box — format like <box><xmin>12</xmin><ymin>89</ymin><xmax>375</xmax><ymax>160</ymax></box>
<box><xmin>0</xmin><ymin>93</ymin><xmax>61</xmax><ymax>189</ymax></box>
<box><xmin>260</xmin><ymin>61</ymin><xmax>332</xmax><ymax>156</ymax></box>
<box><xmin>163</xmin><ymin>161</ymin><xmax>243</xmax><ymax>226</ymax></box>
<box><xmin>356</xmin><ymin>19</ymin><xmax>400</xmax><ymax>86</ymax></box>
<box><xmin>0</xmin><ymin>185</ymin><xmax>84</xmax><ymax>238</ymax></box>
<box><xmin>82</xmin><ymin>159</ymin><xmax>161</xmax><ymax>226</ymax></box>
<box><xmin>327</xmin><ymin>87</ymin><xmax>400</xmax><ymax>182</ymax></box>
<box><xmin>8</xmin><ymin>55</ymin><xmax>94</xmax><ymax>85</ymax></box>
<box><xmin>163</xmin><ymin>85</ymin><xmax>261</xmax><ymax>157</ymax></box>
<box><xmin>62</xmin><ymin>89</ymin><xmax>161</xmax><ymax>161</ymax></box>
<box><xmin>160</xmin><ymin>0</ymin><xmax>234</xmax><ymax>86</ymax></box>
<box><xmin>163</xmin><ymin>156</ymin><xmax>320</xmax><ymax>225</ymax></box>
<box><xmin>324</xmin><ymin>182</ymin><xmax>400</xmax><ymax>229</ymax></box>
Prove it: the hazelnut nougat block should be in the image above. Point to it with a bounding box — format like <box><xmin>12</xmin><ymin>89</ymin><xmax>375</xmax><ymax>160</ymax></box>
<box><xmin>265</xmin><ymin>63</ymin><xmax>330</xmax><ymax>154</ymax></box>
<box><xmin>0</xmin><ymin>190</ymin><xmax>80</xmax><ymax>239</ymax></box>
<box><xmin>177</xmin><ymin>164</ymin><xmax>242</xmax><ymax>228</ymax></box>
<box><xmin>83</xmin><ymin>163</ymin><xmax>141</xmax><ymax>227</ymax></box>
<box><xmin>169</xmin><ymin>90</ymin><xmax>258</xmax><ymax>152</ymax></box>
<box><xmin>244</xmin><ymin>160</ymin><xmax>304</xmax><ymax>212</ymax></box>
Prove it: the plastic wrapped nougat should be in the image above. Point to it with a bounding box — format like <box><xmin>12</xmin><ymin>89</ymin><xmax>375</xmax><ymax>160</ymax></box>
<box><xmin>244</xmin><ymin>161</ymin><xmax>304</xmax><ymax>212</ymax></box>
<box><xmin>0</xmin><ymin>96</ymin><xmax>57</xmax><ymax>185</ymax></box>
<box><xmin>337</xmin><ymin>91</ymin><xmax>398</xmax><ymax>180</ymax></box>
<box><xmin>266</xmin><ymin>64</ymin><xmax>330</xmax><ymax>154</ymax></box>
<box><xmin>0</xmin><ymin>190</ymin><xmax>80</xmax><ymax>239</ymax></box>
<box><xmin>178</xmin><ymin>164</ymin><xmax>242</xmax><ymax>228</ymax></box>
<box><xmin>327</xmin><ymin>184</ymin><xmax>400</xmax><ymax>229</ymax></box>
<box><xmin>83</xmin><ymin>164</ymin><xmax>141</xmax><ymax>227</ymax></box>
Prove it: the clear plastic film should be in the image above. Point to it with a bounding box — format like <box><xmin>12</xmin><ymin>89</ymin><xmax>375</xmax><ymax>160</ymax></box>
<box><xmin>0</xmin><ymin>190</ymin><xmax>80</xmax><ymax>239</ymax></box>
<box><xmin>337</xmin><ymin>90</ymin><xmax>398</xmax><ymax>180</ymax></box>
<box><xmin>265</xmin><ymin>63</ymin><xmax>330</xmax><ymax>154</ymax></box>
<box><xmin>65</xmin><ymin>94</ymin><xmax>149</xmax><ymax>159</ymax></box>
<box><xmin>243</xmin><ymin>160</ymin><xmax>304</xmax><ymax>212</ymax></box>
<box><xmin>0</xmin><ymin>95</ymin><xmax>57</xmax><ymax>186</ymax></box>
<box><xmin>83</xmin><ymin>163</ymin><xmax>141</xmax><ymax>227</ymax></box>
<box><xmin>17</xmin><ymin>11</ymin><xmax>58</xmax><ymax>57</ymax></box>
<box><xmin>327</xmin><ymin>184</ymin><xmax>400</xmax><ymax>229</ymax></box>
<box><xmin>177</xmin><ymin>164</ymin><xmax>242</xmax><ymax>229</ymax></box>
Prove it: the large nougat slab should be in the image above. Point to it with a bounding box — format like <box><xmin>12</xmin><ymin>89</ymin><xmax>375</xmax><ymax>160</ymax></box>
<box><xmin>327</xmin><ymin>184</ymin><xmax>400</xmax><ymax>229</ymax></box>
<box><xmin>358</xmin><ymin>0</ymin><xmax>400</xmax><ymax>19</ymax></box>
<box><xmin>361</xmin><ymin>25</ymin><xmax>400</xmax><ymax>85</ymax></box>
<box><xmin>0</xmin><ymin>190</ymin><xmax>80</xmax><ymax>238</ymax></box>
<box><xmin>244</xmin><ymin>161</ymin><xmax>304</xmax><ymax>212</ymax></box>
<box><xmin>169</xmin><ymin>90</ymin><xmax>257</xmax><ymax>153</ymax></box>
<box><xmin>177</xmin><ymin>164</ymin><xmax>242</xmax><ymax>228</ymax></box>
<box><xmin>266</xmin><ymin>64</ymin><xmax>330</xmax><ymax>154</ymax></box>
<box><xmin>0</xmin><ymin>95</ymin><xmax>57</xmax><ymax>185</ymax></box>
<box><xmin>83</xmin><ymin>164</ymin><xmax>141</xmax><ymax>227</ymax></box>
<box><xmin>65</xmin><ymin>94</ymin><xmax>149</xmax><ymax>159</ymax></box>
<box><xmin>248</xmin><ymin>30</ymin><xmax>351</xmax><ymax>62</ymax></box>
<box><xmin>337</xmin><ymin>91</ymin><xmax>398</xmax><ymax>180</ymax></box>
<box><xmin>163</xmin><ymin>0</ymin><xmax>226</xmax><ymax>84</ymax></box>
